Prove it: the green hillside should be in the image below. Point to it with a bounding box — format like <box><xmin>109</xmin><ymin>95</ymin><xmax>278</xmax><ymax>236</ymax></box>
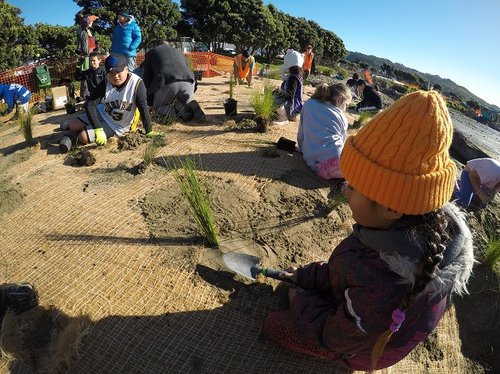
<box><xmin>346</xmin><ymin>51</ymin><xmax>499</xmax><ymax>111</ymax></box>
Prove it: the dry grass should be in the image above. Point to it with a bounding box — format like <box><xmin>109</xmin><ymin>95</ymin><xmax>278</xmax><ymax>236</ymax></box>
<box><xmin>18</xmin><ymin>112</ymin><xmax>34</xmax><ymax>142</ymax></box>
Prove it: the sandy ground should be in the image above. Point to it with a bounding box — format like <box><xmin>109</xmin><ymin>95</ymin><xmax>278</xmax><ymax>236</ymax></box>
<box><xmin>0</xmin><ymin>74</ymin><xmax>498</xmax><ymax>373</ymax></box>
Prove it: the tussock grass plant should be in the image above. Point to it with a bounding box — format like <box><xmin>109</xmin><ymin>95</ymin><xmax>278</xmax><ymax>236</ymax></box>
<box><xmin>229</xmin><ymin>73</ymin><xmax>235</xmax><ymax>100</ymax></box>
<box><xmin>325</xmin><ymin>185</ymin><xmax>347</xmax><ymax>215</ymax></box>
<box><xmin>142</xmin><ymin>141</ymin><xmax>162</xmax><ymax>167</ymax></box>
<box><xmin>251</xmin><ymin>83</ymin><xmax>278</xmax><ymax>122</ymax></box>
<box><xmin>266</xmin><ymin>69</ymin><xmax>282</xmax><ymax>80</ymax></box>
<box><xmin>483</xmin><ymin>219</ymin><xmax>500</xmax><ymax>275</ymax></box>
<box><xmin>18</xmin><ymin>112</ymin><xmax>34</xmax><ymax>142</ymax></box>
<box><xmin>352</xmin><ymin>110</ymin><xmax>378</xmax><ymax>129</ymax></box>
<box><xmin>170</xmin><ymin>158</ymin><xmax>219</xmax><ymax>247</ymax></box>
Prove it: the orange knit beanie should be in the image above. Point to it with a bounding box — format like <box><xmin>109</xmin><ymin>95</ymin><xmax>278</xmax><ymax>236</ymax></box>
<box><xmin>340</xmin><ymin>90</ymin><xmax>456</xmax><ymax>215</ymax></box>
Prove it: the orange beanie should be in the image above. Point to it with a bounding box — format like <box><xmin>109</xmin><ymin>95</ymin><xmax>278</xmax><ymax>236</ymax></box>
<box><xmin>340</xmin><ymin>90</ymin><xmax>456</xmax><ymax>215</ymax></box>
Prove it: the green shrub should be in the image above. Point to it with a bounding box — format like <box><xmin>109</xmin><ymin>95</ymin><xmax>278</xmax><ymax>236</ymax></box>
<box><xmin>392</xmin><ymin>84</ymin><xmax>409</xmax><ymax>94</ymax></box>
<box><xmin>483</xmin><ymin>219</ymin><xmax>500</xmax><ymax>275</ymax></box>
<box><xmin>319</xmin><ymin>66</ymin><xmax>334</xmax><ymax>76</ymax></box>
<box><xmin>336</xmin><ymin>67</ymin><xmax>349</xmax><ymax>80</ymax></box>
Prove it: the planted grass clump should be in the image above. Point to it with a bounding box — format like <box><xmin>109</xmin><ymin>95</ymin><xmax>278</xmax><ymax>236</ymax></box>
<box><xmin>171</xmin><ymin>158</ymin><xmax>219</xmax><ymax>247</ymax></box>
<box><xmin>153</xmin><ymin>107</ymin><xmax>179</xmax><ymax>127</ymax></box>
<box><xmin>18</xmin><ymin>112</ymin><xmax>35</xmax><ymax>144</ymax></box>
<box><xmin>483</xmin><ymin>218</ymin><xmax>500</xmax><ymax>275</ymax></box>
<box><xmin>325</xmin><ymin>184</ymin><xmax>347</xmax><ymax>215</ymax></box>
<box><xmin>352</xmin><ymin>110</ymin><xmax>378</xmax><ymax>129</ymax></box>
<box><xmin>251</xmin><ymin>83</ymin><xmax>278</xmax><ymax>133</ymax></box>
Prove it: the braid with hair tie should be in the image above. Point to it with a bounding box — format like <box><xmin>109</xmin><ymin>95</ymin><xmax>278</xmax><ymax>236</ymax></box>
<box><xmin>371</xmin><ymin>208</ymin><xmax>449</xmax><ymax>369</ymax></box>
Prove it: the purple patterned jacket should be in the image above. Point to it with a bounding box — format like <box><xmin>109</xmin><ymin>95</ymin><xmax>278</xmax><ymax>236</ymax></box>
<box><xmin>290</xmin><ymin>203</ymin><xmax>474</xmax><ymax>370</ymax></box>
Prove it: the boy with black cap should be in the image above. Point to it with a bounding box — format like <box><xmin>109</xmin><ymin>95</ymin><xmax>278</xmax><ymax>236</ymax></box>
<box><xmin>59</xmin><ymin>53</ymin><xmax>163</xmax><ymax>153</ymax></box>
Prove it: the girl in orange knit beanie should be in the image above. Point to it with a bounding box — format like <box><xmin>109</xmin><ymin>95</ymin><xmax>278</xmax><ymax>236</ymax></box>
<box><xmin>264</xmin><ymin>91</ymin><xmax>474</xmax><ymax>371</ymax></box>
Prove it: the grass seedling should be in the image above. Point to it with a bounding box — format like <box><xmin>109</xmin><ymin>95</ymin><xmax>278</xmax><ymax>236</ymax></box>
<box><xmin>142</xmin><ymin>141</ymin><xmax>161</xmax><ymax>167</ymax></box>
<box><xmin>229</xmin><ymin>73</ymin><xmax>234</xmax><ymax>100</ymax></box>
<box><xmin>352</xmin><ymin>110</ymin><xmax>378</xmax><ymax>129</ymax></box>
<box><xmin>171</xmin><ymin>158</ymin><xmax>219</xmax><ymax>247</ymax></box>
<box><xmin>325</xmin><ymin>186</ymin><xmax>347</xmax><ymax>215</ymax></box>
<box><xmin>483</xmin><ymin>219</ymin><xmax>500</xmax><ymax>275</ymax></box>
<box><xmin>251</xmin><ymin>83</ymin><xmax>278</xmax><ymax>122</ymax></box>
<box><xmin>18</xmin><ymin>111</ymin><xmax>34</xmax><ymax>142</ymax></box>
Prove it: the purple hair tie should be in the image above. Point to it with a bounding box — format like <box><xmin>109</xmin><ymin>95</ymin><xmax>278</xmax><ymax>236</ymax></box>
<box><xmin>390</xmin><ymin>308</ymin><xmax>406</xmax><ymax>333</ymax></box>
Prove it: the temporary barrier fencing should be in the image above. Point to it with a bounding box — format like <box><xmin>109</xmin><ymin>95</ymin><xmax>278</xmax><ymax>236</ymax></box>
<box><xmin>0</xmin><ymin>52</ymin><xmax>255</xmax><ymax>105</ymax></box>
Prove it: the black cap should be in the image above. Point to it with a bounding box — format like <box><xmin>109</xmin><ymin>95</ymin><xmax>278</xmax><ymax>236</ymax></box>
<box><xmin>105</xmin><ymin>53</ymin><xmax>127</xmax><ymax>73</ymax></box>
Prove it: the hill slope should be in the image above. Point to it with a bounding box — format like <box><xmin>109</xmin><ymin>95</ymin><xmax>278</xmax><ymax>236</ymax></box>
<box><xmin>346</xmin><ymin>51</ymin><xmax>499</xmax><ymax>110</ymax></box>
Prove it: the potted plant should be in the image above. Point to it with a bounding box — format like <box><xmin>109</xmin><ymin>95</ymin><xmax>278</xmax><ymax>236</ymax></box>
<box><xmin>224</xmin><ymin>74</ymin><xmax>237</xmax><ymax>116</ymax></box>
<box><xmin>251</xmin><ymin>83</ymin><xmax>277</xmax><ymax>133</ymax></box>
<box><xmin>193</xmin><ymin>70</ymin><xmax>203</xmax><ymax>81</ymax></box>
<box><xmin>65</xmin><ymin>98</ymin><xmax>76</xmax><ymax>114</ymax></box>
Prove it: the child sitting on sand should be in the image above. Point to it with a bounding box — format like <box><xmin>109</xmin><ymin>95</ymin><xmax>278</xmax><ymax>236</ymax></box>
<box><xmin>264</xmin><ymin>91</ymin><xmax>474</xmax><ymax>371</ymax></box>
<box><xmin>59</xmin><ymin>53</ymin><xmax>163</xmax><ymax>153</ymax></box>
<box><xmin>297</xmin><ymin>83</ymin><xmax>352</xmax><ymax>180</ymax></box>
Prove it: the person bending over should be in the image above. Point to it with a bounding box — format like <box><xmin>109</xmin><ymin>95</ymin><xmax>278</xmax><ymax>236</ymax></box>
<box><xmin>454</xmin><ymin>157</ymin><xmax>500</xmax><ymax>209</ymax></box>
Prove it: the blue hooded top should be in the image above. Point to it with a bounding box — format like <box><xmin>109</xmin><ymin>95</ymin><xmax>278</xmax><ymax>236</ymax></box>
<box><xmin>111</xmin><ymin>16</ymin><xmax>142</xmax><ymax>58</ymax></box>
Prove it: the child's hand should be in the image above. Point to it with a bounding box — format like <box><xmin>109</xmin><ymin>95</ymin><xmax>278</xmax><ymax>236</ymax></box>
<box><xmin>146</xmin><ymin>130</ymin><xmax>165</xmax><ymax>139</ymax></box>
<box><xmin>95</xmin><ymin>128</ymin><xmax>107</xmax><ymax>145</ymax></box>
<box><xmin>280</xmin><ymin>266</ymin><xmax>298</xmax><ymax>283</ymax></box>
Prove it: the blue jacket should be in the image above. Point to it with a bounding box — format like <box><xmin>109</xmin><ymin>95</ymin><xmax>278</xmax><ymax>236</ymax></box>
<box><xmin>111</xmin><ymin>17</ymin><xmax>142</xmax><ymax>57</ymax></box>
<box><xmin>297</xmin><ymin>98</ymin><xmax>349</xmax><ymax>177</ymax></box>
<box><xmin>0</xmin><ymin>83</ymin><xmax>32</xmax><ymax>112</ymax></box>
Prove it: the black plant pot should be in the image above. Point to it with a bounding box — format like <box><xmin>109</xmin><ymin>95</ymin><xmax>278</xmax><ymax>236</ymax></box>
<box><xmin>65</xmin><ymin>103</ymin><xmax>76</xmax><ymax>114</ymax></box>
<box><xmin>276</xmin><ymin>137</ymin><xmax>297</xmax><ymax>152</ymax></box>
<box><xmin>194</xmin><ymin>70</ymin><xmax>203</xmax><ymax>81</ymax></box>
<box><xmin>255</xmin><ymin>116</ymin><xmax>268</xmax><ymax>133</ymax></box>
<box><xmin>224</xmin><ymin>98</ymin><xmax>237</xmax><ymax>116</ymax></box>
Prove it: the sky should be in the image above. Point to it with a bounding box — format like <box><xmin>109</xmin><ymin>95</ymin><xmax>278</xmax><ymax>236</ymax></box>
<box><xmin>7</xmin><ymin>0</ymin><xmax>500</xmax><ymax>107</ymax></box>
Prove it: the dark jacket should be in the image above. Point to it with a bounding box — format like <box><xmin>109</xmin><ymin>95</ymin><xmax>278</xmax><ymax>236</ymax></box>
<box><xmin>81</xmin><ymin>66</ymin><xmax>106</xmax><ymax>98</ymax></box>
<box><xmin>357</xmin><ymin>85</ymin><xmax>383</xmax><ymax>109</ymax></box>
<box><xmin>289</xmin><ymin>203</ymin><xmax>473</xmax><ymax>370</ymax></box>
<box><xmin>143</xmin><ymin>44</ymin><xmax>195</xmax><ymax>106</ymax></box>
<box><xmin>279</xmin><ymin>73</ymin><xmax>303</xmax><ymax>118</ymax></box>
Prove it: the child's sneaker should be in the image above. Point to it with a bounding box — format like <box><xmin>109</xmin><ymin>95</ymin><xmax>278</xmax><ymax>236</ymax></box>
<box><xmin>271</xmin><ymin>120</ymin><xmax>289</xmax><ymax>126</ymax></box>
<box><xmin>0</xmin><ymin>283</ymin><xmax>39</xmax><ymax>315</ymax></box>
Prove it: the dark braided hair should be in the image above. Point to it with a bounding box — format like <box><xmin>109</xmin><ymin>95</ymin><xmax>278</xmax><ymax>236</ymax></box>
<box><xmin>371</xmin><ymin>208</ymin><xmax>449</xmax><ymax>369</ymax></box>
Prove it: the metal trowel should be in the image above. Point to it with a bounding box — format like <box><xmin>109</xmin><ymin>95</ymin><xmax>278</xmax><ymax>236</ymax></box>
<box><xmin>222</xmin><ymin>252</ymin><xmax>294</xmax><ymax>283</ymax></box>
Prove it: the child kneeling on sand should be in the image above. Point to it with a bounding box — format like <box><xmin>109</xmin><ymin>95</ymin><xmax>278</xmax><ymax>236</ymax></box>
<box><xmin>272</xmin><ymin>50</ymin><xmax>304</xmax><ymax>126</ymax></box>
<box><xmin>60</xmin><ymin>53</ymin><xmax>163</xmax><ymax>152</ymax></box>
<box><xmin>264</xmin><ymin>91</ymin><xmax>474</xmax><ymax>371</ymax></box>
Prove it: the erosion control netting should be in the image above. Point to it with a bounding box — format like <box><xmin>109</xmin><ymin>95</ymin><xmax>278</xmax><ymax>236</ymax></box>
<box><xmin>0</xmin><ymin>76</ymin><xmax>469</xmax><ymax>373</ymax></box>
